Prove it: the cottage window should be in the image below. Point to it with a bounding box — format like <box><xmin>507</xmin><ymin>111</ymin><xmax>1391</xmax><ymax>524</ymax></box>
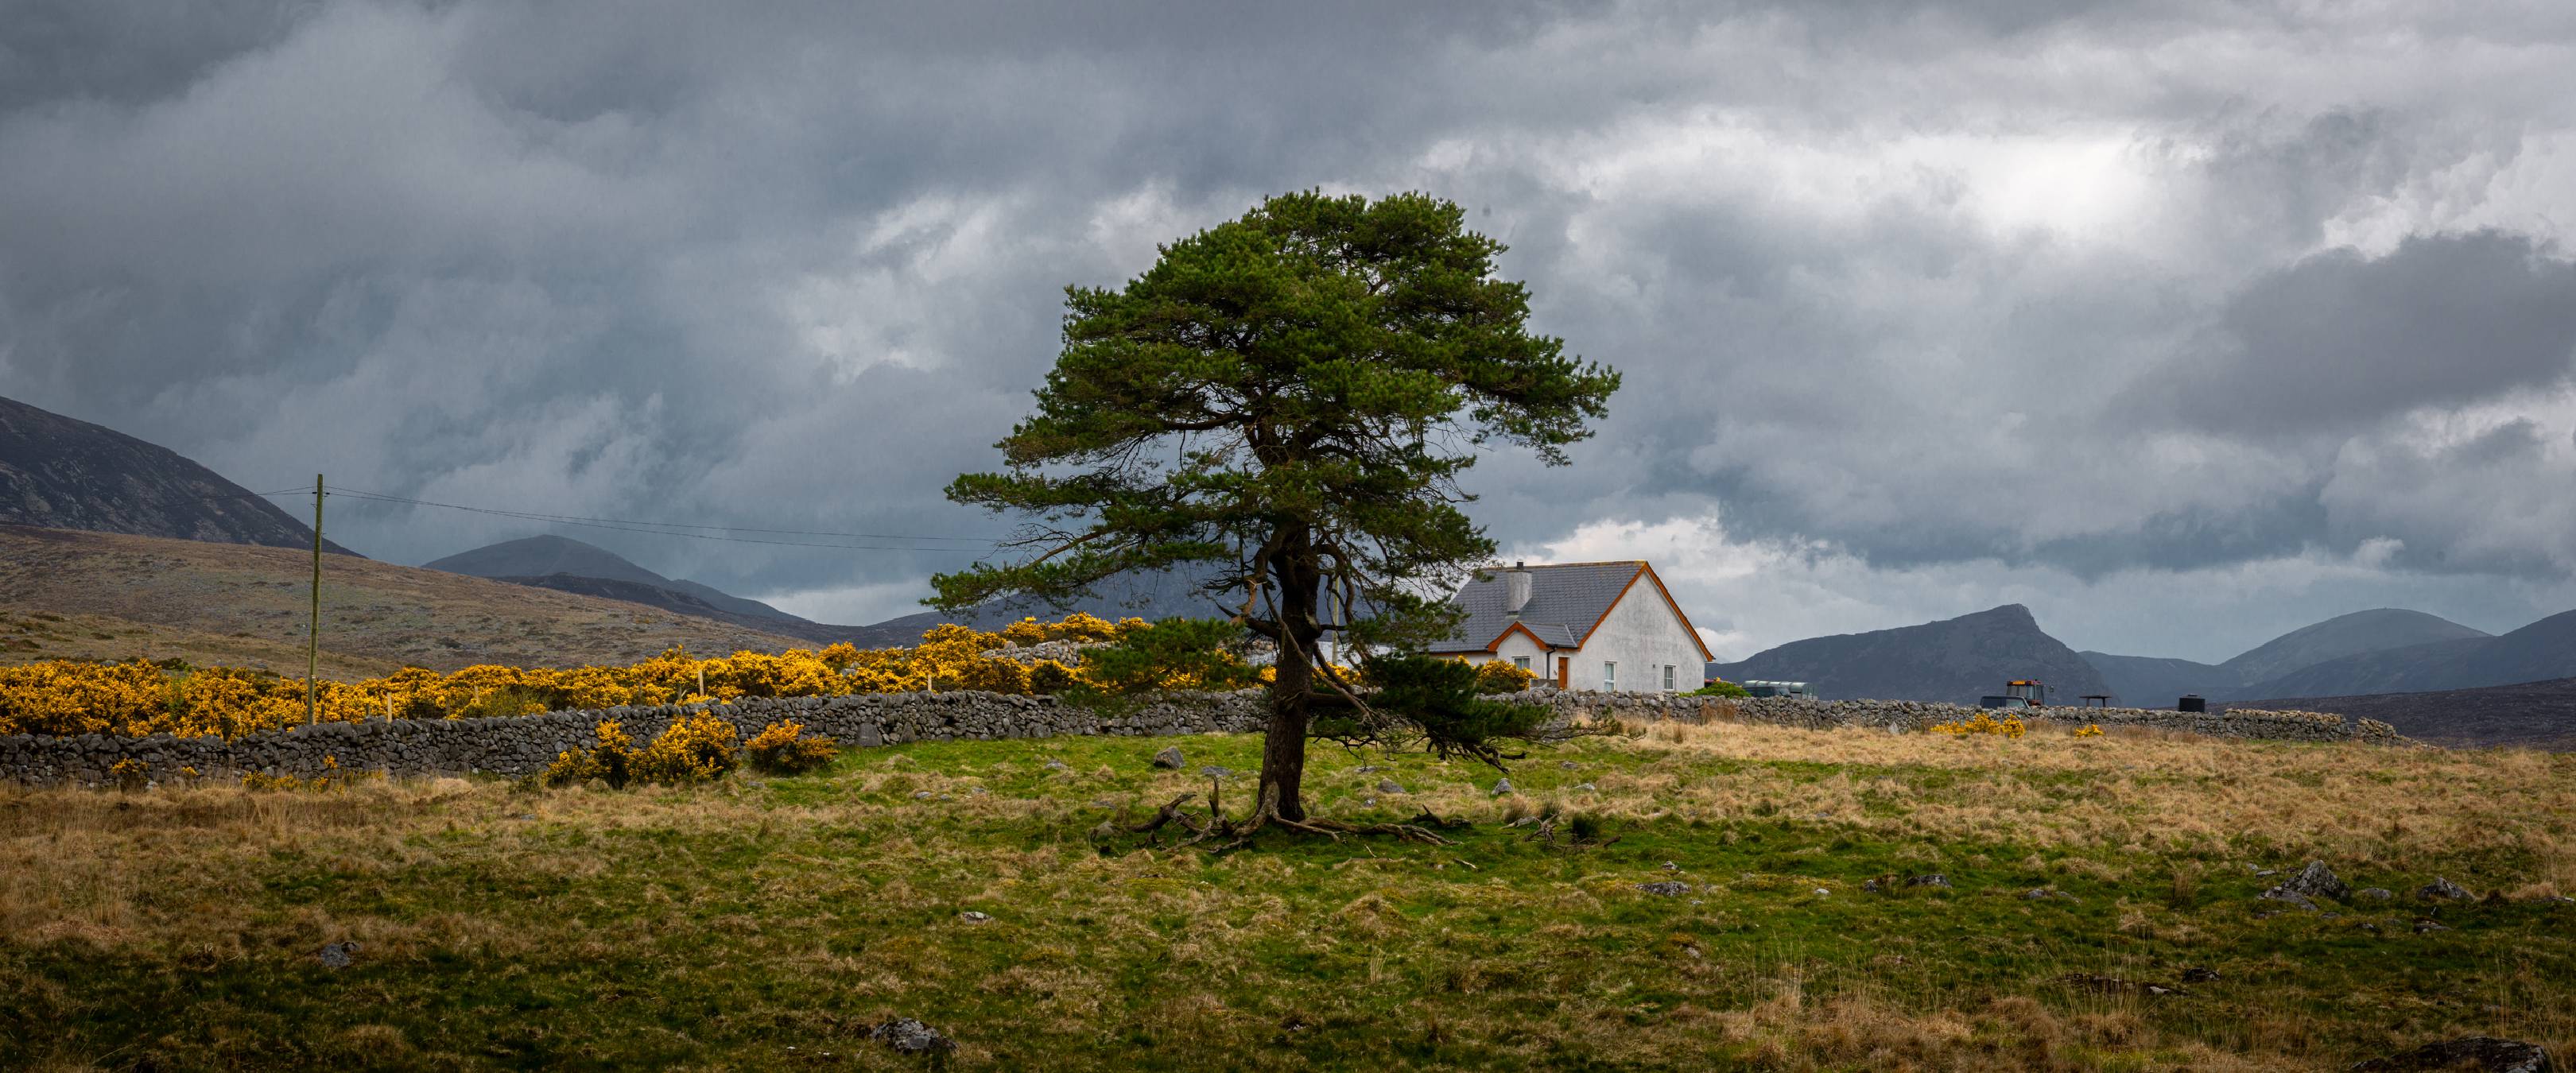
<box><xmin>1662</xmin><ymin>664</ymin><xmax>1675</xmax><ymax>691</ymax></box>
<box><xmin>1603</xmin><ymin>661</ymin><xmax>1617</xmax><ymax>690</ymax></box>
<box><xmin>1512</xmin><ymin>656</ymin><xmax>1530</xmax><ymax>671</ymax></box>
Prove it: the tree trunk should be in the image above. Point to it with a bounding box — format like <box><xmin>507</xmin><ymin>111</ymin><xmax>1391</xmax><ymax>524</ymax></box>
<box><xmin>1257</xmin><ymin>525</ymin><xmax>1321</xmax><ymax>823</ymax></box>
<box><xmin>1261</xmin><ymin>648</ymin><xmax>1311</xmax><ymax>822</ymax></box>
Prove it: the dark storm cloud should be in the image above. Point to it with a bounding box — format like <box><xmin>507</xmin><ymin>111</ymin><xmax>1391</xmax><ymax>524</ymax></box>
<box><xmin>2</xmin><ymin>0</ymin><xmax>2574</xmax><ymax>649</ymax></box>
<box><xmin>2124</xmin><ymin>232</ymin><xmax>2576</xmax><ymax>433</ymax></box>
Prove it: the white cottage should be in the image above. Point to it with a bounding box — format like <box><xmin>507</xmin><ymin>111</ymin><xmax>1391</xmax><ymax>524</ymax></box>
<box><xmin>1426</xmin><ymin>560</ymin><xmax>1711</xmax><ymax>692</ymax></box>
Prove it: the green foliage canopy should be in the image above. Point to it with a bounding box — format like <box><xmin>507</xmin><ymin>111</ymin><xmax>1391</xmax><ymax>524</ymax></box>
<box><xmin>932</xmin><ymin>190</ymin><xmax>1618</xmax><ymax>818</ymax></box>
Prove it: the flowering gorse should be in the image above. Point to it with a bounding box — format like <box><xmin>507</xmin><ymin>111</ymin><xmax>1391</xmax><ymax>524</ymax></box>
<box><xmin>0</xmin><ymin>614</ymin><xmax>1153</xmax><ymax>741</ymax></box>
<box><xmin>744</xmin><ymin>720</ymin><xmax>839</xmax><ymax>776</ymax></box>
<box><xmin>1927</xmin><ymin>711</ymin><xmax>2029</xmax><ymax>738</ymax></box>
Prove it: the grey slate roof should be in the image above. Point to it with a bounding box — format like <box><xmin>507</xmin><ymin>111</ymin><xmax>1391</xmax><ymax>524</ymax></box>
<box><xmin>1426</xmin><ymin>561</ymin><xmax>1651</xmax><ymax>653</ymax></box>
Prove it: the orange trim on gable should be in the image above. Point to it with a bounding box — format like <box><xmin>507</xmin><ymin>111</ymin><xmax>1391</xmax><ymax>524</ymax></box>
<box><xmin>1487</xmin><ymin>620</ymin><xmax>1552</xmax><ymax>653</ymax></box>
<box><xmin>1570</xmin><ymin>562</ymin><xmax>1715</xmax><ymax>662</ymax></box>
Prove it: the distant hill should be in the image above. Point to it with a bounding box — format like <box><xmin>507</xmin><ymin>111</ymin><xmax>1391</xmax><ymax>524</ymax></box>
<box><xmin>2237</xmin><ymin>610</ymin><xmax>2576</xmax><ymax>699</ymax></box>
<box><xmin>2080</xmin><ymin>608</ymin><xmax>2493</xmax><ymax>706</ymax></box>
<box><xmin>856</xmin><ymin>566</ymin><xmax>1233</xmax><ymax>643</ymax></box>
<box><xmin>426</xmin><ymin>534</ymin><xmax>1226</xmax><ymax>649</ymax></box>
<box><xmin>2077</xmin><ymin>653</ymin><xmax>2233</xmax><ymax>708</ymax></box>
<box><xmin>0</xmin><ymin>395</ymin><xmax>359</xmax><ymax>556</ymax></box>
<box><xmin>1712</xmin><ymin>604</ymin><xmax>2111</xmax><ymax>704</ymax></box>
<box><xmin>425</xmin><ymin>535</ymin><xmax>839</xmax><ymax>637</ymax></box>
<box><xmin>0</xmin><ymin>525</ymin><xmax>809</xmax><ymax>676</ymax></box>
<box><xmin>425</xmin><ymin>535</ymin><xmax>675</xmax><ymax>589</ymax></box>
<box><xmin>2215</xmin><ymin>608</ymin><xmax>2489</xmax><ymax>686</ymax></box>
<box><xmin>2225</xmin><ymin>677</ymin><xmax>2576</xmax><ymax>750</ymax></box>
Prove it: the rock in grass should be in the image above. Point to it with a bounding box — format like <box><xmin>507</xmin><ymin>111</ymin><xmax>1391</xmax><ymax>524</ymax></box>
<box><xmin>2418</xmin><ymin>877</ymin><xmax>2473</xmax><ymax>901</ymax></box>
<box><xmin>2268</xmin><ymin>860</ymin><xmax>2352</xmax><ymax>902</ymax></box>
<box><xmin>2260</xmin><ymin>889</ymin><xmax>2319</xmax><ymax>912</ymax></box>
<box><xmin>870</xmin><ymin>1018</ymin><xmax>956</xmax><ymax>1056</ymax></box>
<box><xmin>2181</xmin><ymin>967</ymin><xmax>2220</xmax><ymax>983</ymax></box>
<box><xmin>1201</xmin><ymin>765</ymin><xmax>1232</xmax><ymax>779</ymax></box>
<box><xmin>2347</xmin><ymin>1036</ymin><xmax>2555</xmax><ymax>1072</ymax></box>
<box><xmin>1043</xmin><ymin>759</ymin><xmax>1069</xmax><ymax>771</ymax></box>
<box><xmin>1491</xmin><ymin>777</ymin><xmax>1514</xmax><ymax>796</ymax></box>
<box><xmin>2413</xmin><ymin>919</ymin><xmax>2452</xmax><ymax>934</ymax></box>
<box><xmin>959</xmin><ymin>910</ymin><xmax>991</xmax><ymax>924</ymax></box>
<box><xmin>1635</xmin><ymin>881</ymin><xmax>1691</xmax><ymax>897</ymax></box>
<box><xmin>317</xmin><ymin>942</ymin><xmax>359</xmax><ymax>969</ymax></box>
<box><xmin>2358</xmin><ymin>887</ymin><xmax>2394</xmax><ymax>901</ymax></box>
<box><xmin>1907</xmin><ymin>874</ymin><xmax>1952</xmax><ymax>889</ymax></box>
<box><xmin>1152</xmin><ymin>746</ymin><xmax>1185</xmax><ymax>769</ymax></box>
<box><xmin>1377</xmin><ymin>779</ymin><xmax>1406</xmax><ymax>795</ymax></box>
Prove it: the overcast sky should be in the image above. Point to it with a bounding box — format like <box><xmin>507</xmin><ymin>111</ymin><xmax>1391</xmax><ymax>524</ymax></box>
<box><xmin>5</xmin><ymin>0</ymin><xmax>2574</xmax><ymax>661</ymax></box>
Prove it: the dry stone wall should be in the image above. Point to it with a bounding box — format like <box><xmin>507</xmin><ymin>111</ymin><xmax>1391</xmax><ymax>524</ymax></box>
<box><xmin>1</xmin><ymin>684</ymin><xmax>2399</xmax><ymax>788</ymax></box>
<box><xmin>1529</xmin><ymin>690</ymin><xmax>2402</xmax><ymax>745</ymax></box>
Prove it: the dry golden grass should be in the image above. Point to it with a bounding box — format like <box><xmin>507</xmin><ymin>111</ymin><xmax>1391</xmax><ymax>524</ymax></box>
<box><xmin>1596</xmin><ymin>717</ymin><xmax>2576</xmax><ymax>893</ymax></box>
<box><xmin>3</xmin><ymin>719</ymin><xmax>2570</xmax><ymax>1070</ymax></box>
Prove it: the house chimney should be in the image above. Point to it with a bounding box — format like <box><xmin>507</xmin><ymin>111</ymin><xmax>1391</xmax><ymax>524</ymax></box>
<box><xmin>1504</xmin><ymin>561</ymin><xmax>1532</xmax><ymax>618</ymax></box>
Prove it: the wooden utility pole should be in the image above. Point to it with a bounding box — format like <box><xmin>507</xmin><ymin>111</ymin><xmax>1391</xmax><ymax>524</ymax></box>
<box><xmin>308</xmin><ymin>473</ymin><xmax>323</xmax><ymax>726</ymax></box>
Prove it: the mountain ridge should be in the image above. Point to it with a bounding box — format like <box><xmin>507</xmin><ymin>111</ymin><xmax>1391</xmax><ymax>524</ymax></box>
<box><xmin>0</xmin><ymin>395</ymin><xmax>359</xmax><ymax>556</ymax></box>
<box><xmin>1712</xmin><ymin>603</ymin><xmax>2112</xmax><ymax>704</ymax></box>
<box><xmin>425</xmin><ymin>534</ymin><xmax>1228</xmax><ymax>649</ymax></box>
<box><xmin>2234</xmin><ymin>610</ymin><xmax>2576</xmax><ymax>699</ymax></box>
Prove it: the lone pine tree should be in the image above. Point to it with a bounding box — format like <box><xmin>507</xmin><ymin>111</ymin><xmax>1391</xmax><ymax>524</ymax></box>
<box><xmin>933</xmin><ymin>190</ymin><xmax>1618</xmax><ymax>822</ymax></box>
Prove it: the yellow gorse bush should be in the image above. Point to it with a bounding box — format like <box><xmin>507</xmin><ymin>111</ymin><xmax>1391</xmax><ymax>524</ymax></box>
<box><xmin>1927</xmin><ymin>711</ymin><xmax>2029</xmax><ymax>738</ymax></box>
<box><xmin>744</xmin><ymin>720</ymin><xmax>839</xmax><ymax>776</ymax></box>
<box><xmin>1472</xmin><ymin>660</ymin><xmax>1538</xmax><ymax>694</ymax></box>
<box><xmin>0</xmin><ymin>614</ymin><xmax>1153</xmax><ymax>741</ymax></box>
<box><xmin>632</xmin><ymin>711</ymin><xmax>739</xmax><ymax>784</ymax></box>
<box><xmin>541</xmin><ymin>713</ymin><xmax>740</xmax><ymax>788</ymax></box>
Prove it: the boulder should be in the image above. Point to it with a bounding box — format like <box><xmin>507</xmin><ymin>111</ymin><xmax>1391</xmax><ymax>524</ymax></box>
<box><xmin>1492</xmin><ymin>777</ymin><xmax>1514</xmax><ymax>796</ymax></box>
<box><xmin>2258</xmin><ymin>889</ymin><xmax>2319</xmax><ymax>912</ymax></box>
<box><xmin>1635</xmin><ymin>881</ymin><xmax>1691</xmax><ymax>897</ymax></box>
<box><xmin>2348</xmin><ymin>1036</ymin><xmax>2554</xmax><ymax>1072</ymax></box>
<box><xmin>1151</xmin><ymin>746</ymin><xmax>1185</xmax><ymax>769</ymax></box>
<box><xmin>1907</xmin><ymin>874</ymin><xmax>1953</xmax><ymax>889</ymax></box>
<box><xmin>317</xmin><ymin>941</ymin><xmax>359</xmax><ymax>969</ymax></box>
<box><xmin>1377</xmin><ymin>779</ymin><xmax>1406</xmax><ymax>795</ymax></box>
<box><xmin>2268</xmin><ymin>860</ymin><xmax>2352</xmax><ymax>902</ymax></box>
<box><xmin>870</xmin><ymin>1018</ymin><xmax>956</xmax><ymax>1056</ymax></box>
<box><xmin>2417</xmin><ymin>877</ymin><xmax>2473</xmax><ymax>901</ymax></box>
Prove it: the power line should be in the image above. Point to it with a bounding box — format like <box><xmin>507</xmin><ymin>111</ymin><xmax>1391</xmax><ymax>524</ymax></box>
<box><xmin>324</xmin><ymin>486</ymin><xmax>995</xmax><ymax>541</ymax></box>
<box><xmin>323</xmin><ymin>486</ymin><xmax>1003</xmax><ymax>553</ymax></box>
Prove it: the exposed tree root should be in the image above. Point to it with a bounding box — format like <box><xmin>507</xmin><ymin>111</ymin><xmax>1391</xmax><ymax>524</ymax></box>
<box><xmin>1124</xmin><ymin>792</ymin><xmax>1199</xmax><ymax>838</ymax></box>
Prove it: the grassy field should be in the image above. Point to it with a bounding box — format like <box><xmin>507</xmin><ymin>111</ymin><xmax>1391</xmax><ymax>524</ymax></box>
<box><xmin>4</xmin><ymin>718</ymin><xmax>2571</xmax><ymax>1071</ymax></box>
<box><xmin>0</xmin><ymin>525</ymin><xmax>811</xmax><ymax>676</ymax></box>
